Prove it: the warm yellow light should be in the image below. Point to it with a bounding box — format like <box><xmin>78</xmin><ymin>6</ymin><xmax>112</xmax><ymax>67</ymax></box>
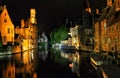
<box><xmin>69</xmin><ymin>63</ymin><xmax>73</xmax><ymax>68</ymax></box>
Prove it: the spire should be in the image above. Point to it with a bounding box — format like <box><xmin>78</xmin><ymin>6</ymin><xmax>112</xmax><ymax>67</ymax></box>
<box><xmin>83</xmin><ymin>0</ymin><xmax>91</xmax><ymax>13</ymax></box>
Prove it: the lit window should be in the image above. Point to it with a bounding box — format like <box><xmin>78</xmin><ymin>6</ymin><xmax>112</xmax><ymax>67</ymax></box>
<box><xmin>8</xmin><ymin>28</ymin><xmax>10</xmax><ymax>34</ymax></box>
<box><xmin>4</xmin><ymin>19</ymin><xmax>7</xmax><ymax>23</ymax></box>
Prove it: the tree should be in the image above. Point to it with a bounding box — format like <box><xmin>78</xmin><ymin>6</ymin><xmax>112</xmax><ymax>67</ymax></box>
<box><xmin>50</xmin><ymin>25</ymin><xmax>68</xmax><ymax>44</ymax></box>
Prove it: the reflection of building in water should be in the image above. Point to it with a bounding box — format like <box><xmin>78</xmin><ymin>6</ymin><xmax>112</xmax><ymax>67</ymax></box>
<box><xmin>15</xmin><ymin>50</ymin><xmax>37</xmax><ymax>78</ymax></box>
<box><xmin>0</xmin><ymin>49</ymin><xmax>37</xmax><ymax>78</ymax></box>
<box><xmin>0</xmin><ymin>60</ymin><xmax>15</xmax><ymax>78</ymax></box>
<box><xmin>61</xmin><ymin>51</ymin><xmax>80</xmax><ymax>77</ymax></box>
<box><xmin>41</xmin><ymin>32</ymin><xmax>48</xmax><ymax>49</ymax></box>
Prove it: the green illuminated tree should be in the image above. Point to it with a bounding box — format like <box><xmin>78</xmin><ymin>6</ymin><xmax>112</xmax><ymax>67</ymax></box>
<box><xmin>50</xmin><ymin>25</ymin><xmax>68</xmax><ymax>44</ymax></box>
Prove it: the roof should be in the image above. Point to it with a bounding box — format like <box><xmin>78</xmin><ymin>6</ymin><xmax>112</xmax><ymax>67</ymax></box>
<box><xmin>98</xmin><ymin>4</ymin><xmax>115</xmax><ymax>22</ymax></box>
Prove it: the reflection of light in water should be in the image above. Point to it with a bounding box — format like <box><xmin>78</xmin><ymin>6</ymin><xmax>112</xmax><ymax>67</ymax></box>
<box><xmin>31</xmin><ymin>50</ymin><xmax>34</xmax><ymax>60</ymax></box>
<box><xmin>0</xmin><ymin>54</ymin><xmax>12</xmax><ymax>59</ymax></box>
<box><xmin>33</xmin><ymin>72</ymin><xmax>37</xmax><ymax>78</ymax></box>
<box><xmin>23</xmin><ymin>51</ymin><xmax>29</xmax><ymax>64</ymax></box>
<box><xmin>0</xmin><ymin>58</ymin><xmax>15</xmax><ymax>78</ymax></box>
<box><xmin>0</xmin><ymin>49</ymin><xmax>37</xmax><ymax>78</ymax></box>
<box><xmin>39</xmin><ymin>50</ymin><xmax>48</xmax><ymax>61</ymax></box>
<box><xmin>61</xmin><ymin>51</ymin><xmax>69</xmax><ymax>59</ymax></box>
<box><xmin>69</xmin><ymin>63</ymin><xmax>73</xmax><ymax>68</ymax></box>
<box><xmin>23</xmin><ymin>46</ymin><xmax>27</xmax><ymax>51</ymax></box>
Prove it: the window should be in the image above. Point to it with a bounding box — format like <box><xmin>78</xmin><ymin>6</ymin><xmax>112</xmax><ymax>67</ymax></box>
<box><xmin>8</xmin><ymin>28</ymin><xmax>10</xmax><ymax>34</ymax></box>
<box><xmin>4</xmin><ymin>19</ymin><xmax>7</xmax><ymax>23</ymax></box>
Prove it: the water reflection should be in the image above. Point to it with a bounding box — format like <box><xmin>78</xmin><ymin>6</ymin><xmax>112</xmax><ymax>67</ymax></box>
<box><xmin>38</xmin><ymin>49</ymin><xmax>79</xmax><ymax>78</ymax></box>
<box><xmin>61</xmin><ymin>51</ymin><xmax>80</xmax><ymax>77</ymax></box>
<box><xmin>0</xmin><ymin>49</ymin><xmax>38</xmax><ymax>78</ymax></box>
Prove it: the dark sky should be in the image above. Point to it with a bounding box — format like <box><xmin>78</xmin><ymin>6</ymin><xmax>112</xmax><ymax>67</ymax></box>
<box><xmin>1</xmin><ymin>0</ymin><xmax>106</xmax><ymax>33</ymax></box>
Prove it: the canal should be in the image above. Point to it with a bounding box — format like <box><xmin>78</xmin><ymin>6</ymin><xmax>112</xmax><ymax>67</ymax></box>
<box><xmin>0</xmin><ymin>49</ymin><xmax>39</xmax><ymax>78</ymax></box>
<box><xmin>0</xmin><ymin>49</ymin><xmax>98</xmax><ymax>78</ymax></box>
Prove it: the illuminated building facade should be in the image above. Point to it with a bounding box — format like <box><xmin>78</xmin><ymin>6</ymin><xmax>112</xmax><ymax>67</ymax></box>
<box><xmin>94</xmin><ymin>0</ymin><xmax>120</xmax><ymax>55</ymax></box>
<box><xmin>13</xmin><ymin>8</ymin><xmax>38</xmax><ymax>52</ymax></box>
<box><xmin>0</xmin><ymin>5</ymin><xmax>14</xmax><ymax>45</ymax></box>
<box><xmin>69</xmin><ymin>26</ymin><xmax>79</xmax><ymax>49</ymax></box>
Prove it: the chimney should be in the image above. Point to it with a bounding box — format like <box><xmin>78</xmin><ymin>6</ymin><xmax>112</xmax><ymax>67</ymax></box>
<box><xmin>21</xmin><ymin>19</ymin><xmax>24</xmax><ymax>28</ymax></box>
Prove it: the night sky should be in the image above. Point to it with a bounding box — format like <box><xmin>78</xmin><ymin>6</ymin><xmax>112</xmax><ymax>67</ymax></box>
<box><xmin>0</xmin><ymin>0</ymin><xmax>106</xmax><ymax>33</ymax></box>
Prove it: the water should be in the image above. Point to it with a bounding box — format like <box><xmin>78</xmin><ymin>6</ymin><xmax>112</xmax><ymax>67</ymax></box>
<box><xmin>0</xmin><ymin>49</ymin><xmax>98</xmax><ymax>78</ymax></box>
<box><xmin>0</xmin><ymin>49</ymin><xmax>79</xmax><ymax>78</ymax></box>
<box><xmin>37</xmin><ymin>50</ymin><xmax>79</xmax><ymax>78</ymax></box>
<box><xmin>0</xmin><ymin>49</ymin><xmax>38</xmax><ymax>78</ymax></box>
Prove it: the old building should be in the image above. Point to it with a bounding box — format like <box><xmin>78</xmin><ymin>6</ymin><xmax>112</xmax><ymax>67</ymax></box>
<box><xmin>0</xmin><ymin>5</ymin><xmax>14</xmax><ymax>45</ymax></box>
<box><xmin>82</xmin><ymin>0</ymin><xmax>93</xmax><ymax>51</ymax></box>
<box><xmin>94</xmin><ymin>0</ymin><xmax>120</xmax><ymax>54</ymax></box>
<box><xmin>106</xmin><ymin>0</ymin><xmax>120</xmax><ymax>53</ymax></box>
<box><xmin>69</xmin><ymin>25</ymin><xmax>79</xmax><ymax>49</ymax></box>
<box><xmin>13</xmin><ymin>8</ymin><xmax>38</xmax><ymax>52</ymax></box>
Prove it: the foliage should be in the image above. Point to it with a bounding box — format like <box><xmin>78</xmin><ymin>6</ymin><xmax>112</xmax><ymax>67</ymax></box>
<box><xmin>0</xmin><ymin>41</ymin><xmax>2</xmax><ymax>47</ymax></box>
<box><xmin>50</xmin><ymin>25</ymin><xmax>68</xmax><ymax>44</ymax></box>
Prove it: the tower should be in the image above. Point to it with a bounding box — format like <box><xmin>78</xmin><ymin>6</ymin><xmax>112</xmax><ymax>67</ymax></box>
<box><xmin>30</xmin><ymin>8</ymin><xmax>37</xmax><ymax>24</ymax></box>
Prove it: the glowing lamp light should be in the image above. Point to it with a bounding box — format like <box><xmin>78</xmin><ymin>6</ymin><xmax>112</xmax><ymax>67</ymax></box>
<box><xmin>69</xmin><ymin>63</ymin><xmax>73</xmax><ymax>68</ymax></box>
